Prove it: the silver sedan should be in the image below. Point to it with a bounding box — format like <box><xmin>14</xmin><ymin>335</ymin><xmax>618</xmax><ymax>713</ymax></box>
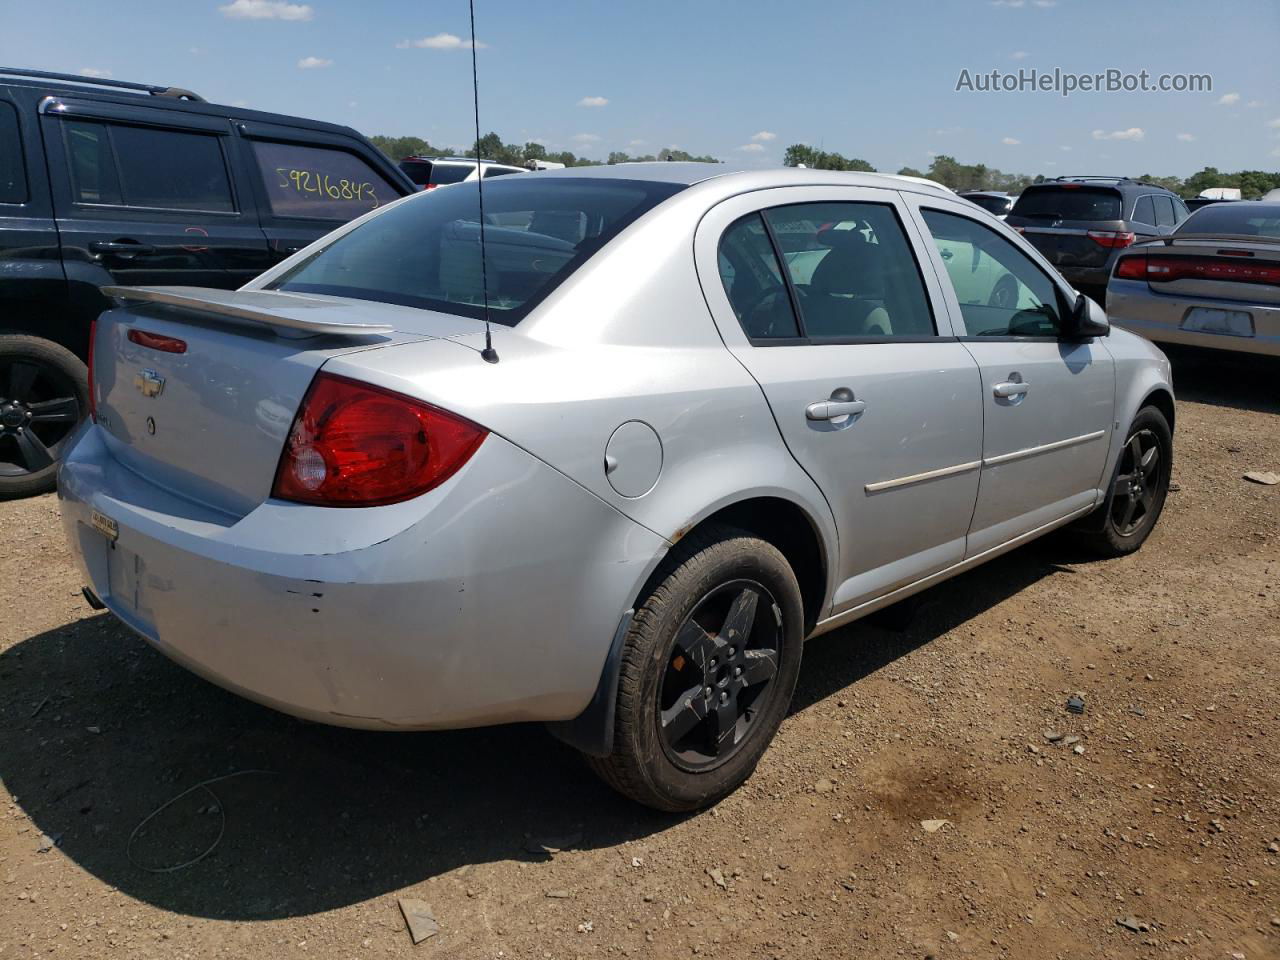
<box><xmin>58</xmin><ymin>164</ymin><xmax>1174</xmax><ymax>810</ymax></box>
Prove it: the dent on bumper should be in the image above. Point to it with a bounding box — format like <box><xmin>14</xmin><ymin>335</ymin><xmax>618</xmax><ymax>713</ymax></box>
<box><xmin>58</xmin><ymin>425</ymin><xmax>667</xmax><ymax>730</ymax></box>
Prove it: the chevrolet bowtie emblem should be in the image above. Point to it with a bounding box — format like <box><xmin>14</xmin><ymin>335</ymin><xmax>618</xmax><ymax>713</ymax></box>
<box><xmin>134</xmin><ymin>369</ymin><xmax>165</xmax><ymax>398</ymax></box>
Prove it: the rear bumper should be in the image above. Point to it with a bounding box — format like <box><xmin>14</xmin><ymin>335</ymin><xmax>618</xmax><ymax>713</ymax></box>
<box><xmin>57</xmin><ymin>423</ymin><xmax>667</xmax><ymax>730</ymax></box>
<box><xmin>1106</xmin><ymin>279</ymin><xmax>1280</xmax><ymax>357</ymax></box>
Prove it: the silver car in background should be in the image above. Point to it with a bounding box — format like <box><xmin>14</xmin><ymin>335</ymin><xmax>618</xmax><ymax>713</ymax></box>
<box><xmin>58</xmin><ymin>165</ymin><xmax>1174</xmax><ymax>811</ymax></box>
<box><xmin>1107</xmin><ymin>201</ymin><xmax>1280</xmax><ymax>356</ymax></box>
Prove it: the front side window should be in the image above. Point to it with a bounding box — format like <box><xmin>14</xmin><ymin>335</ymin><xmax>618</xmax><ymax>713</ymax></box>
<box><xmin>922</xmin><ymin>208</ymin><xmax>1063</xmax><ymax>338</ymax></box>
<box><xmin>765</xmin><ymin>202</ymin><xmax>935</xmax><ymax>340</ymax></box>
<box><xmin>0</xmin><ymin>103</ymin><xmax>27</xmax><ymax>204</ymax></box>
<box><xmin>717</xmin><ymin>213</ymin><xmax>799</xmax><ymax>340</ymax></box>
<box><xmin>271</xmin><ymin>177</ymin><xmax>682</xmax><ymax>324</ymax></box>
<box><xmin>252</xmin><ymin>140</ymin><xmax>398</xmax><ymax>221</ymax></box>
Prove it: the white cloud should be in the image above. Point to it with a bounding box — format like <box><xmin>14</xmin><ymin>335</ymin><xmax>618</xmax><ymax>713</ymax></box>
<box><xmin>1033</xmin><ymin>0</ymin><xmax>1056</xmax><ymax>6</ymax></box>
<box><xmin>1266</xmin><ymin>117</ymin><xmax>1280</xmax><ymax>129</ymax></box>
<box><xmin>1247</xmin><ymin>99</ymin><xmax>1263</xmax><ymax>108</ymax></box>
<box><xmin>78</xmin><ymin>67</ymin><xmax>112</xmax><ymax>78</ymax></box>
<box><xmin>297</xmin><ymin>56</ymin><xmax>332</xmax><ymax>69</ymax></box>
<box><xmin>1010</xmin><ymin>50</ymin><xmax>1029</xmax><ymax>60</ymax></box>
<box><xmin>1216</xmin><ymin>92</ymin><xmax>1240</xmax><ymax>106</ymax></box>
<box><xmin>1176</xmin><ymin>132</ymin><xmax>1196</xmax><ymax>142</ymax></box>
<box><xmin>628</xmin><ymin>139</ymin><xmax>647</xmax><ymax>147</ymax></box>
<box><xmin>750</xmin><ymin>130</ymin><xmax>776</xmax><ymax>142</ymax></box>
<box><xmin>577</xmin><ymin>96</ymin><xmax>608</xmax><ymax>108</ymax></box>
<box><xmin>990</xmin><ymin>0</ymin><xmax>1025</xmax><ymax>6</ymax></box>
<box><xmin>399</xmin><ymin>33</ymin><xmax>486</xmax><ymax>50</ymax></box>
<box><xmin>572</xmin><ymin>133</ymin><xmax>601</xmax><ymax>143</ymax></box>
<box><xmin>1001</xmin><ymin>136</ymin><xmax>1021</xmax><ymax>145</ymax></box>
<box><xmin>1059</xmin><ymin>145</ymin><xmax>1072</xmax><ymax>151</ymax></box>
<box><xmin>1044</xmin><ymin>160</ymin><xmax>1057</xmax><ymax>166</ymax></box>
<box><xmin>1271</xmin><ymin>145</ymin><xmax>1280</xmax><ymax>158</ymax></box>
<box><xmin>1091</xmin><ymin>127</ymin><xmax>1144</xmax><ymax>141</ymax></box>
<box><xmin>738</xmin><ymin>143</ymin><xmax>766</xmax><ymax>153</ymax></box>
<box><xmin>218</xmin><ymin>0</ymin><xmax>313</xmax><ymax>21</ymax></box>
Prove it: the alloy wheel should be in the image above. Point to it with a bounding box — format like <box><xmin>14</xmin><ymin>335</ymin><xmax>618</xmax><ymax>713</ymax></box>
<box><xmin>1110</xmin><ymin>427</ymin><xmax>1161</xmax><ymax>536</ymax></box>
<box><xmin>0</xmin><ymin>359</ymin><xmax>82</xmax><ymax>479</ymax></box>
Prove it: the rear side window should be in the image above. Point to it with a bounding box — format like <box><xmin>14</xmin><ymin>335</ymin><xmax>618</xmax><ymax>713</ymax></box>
<box><xmin>765</xmin><ymin>202</ymin><xmax>935</xmax><ymax>340</ymax></box>
<box><xmin>1132</xmin><ymin>196</ymin><xmax>1156</xmax><ymax>226</ymax></box>
<box><xmin>270</xmin><ymin>177</ymin><xmax>683</xmax><ymax>324</ymax></box>
<box><xmin>1153</xmin><ymin>195</ymin><xmax>1177</xmax><ymax>228</ymax></box>
<box><xmin>0</xmin><ymin>103</ymin><xmax>27</xmax><ymax>204</ymax></box>
<box><xmin>718</xmin><ymin>213</ymin><xmax>800</xmax><ymax>340</ymax></box>
<box><xmin>252</xmin><ymin>140</ymin><xmax>398</xmax><ymax>220</ymax></box>
<box><xmin>922</xmin><ymin>208</ymin><xmax>1062</xmax><ymax>338</ymax></box>
<box><xmin>63</xmin><ymin>119</ymin><xmax>233</xmax><ymax>212</ymax></box>
<box><xmin>1011</xmin><ymin>187</ymin><xmax>1122</xmax><ymax>221</ymax></box>
<box><xmin>399</xmin><ymin>160</ymin><xmax>433</xmax><ymax>187</ymax></box>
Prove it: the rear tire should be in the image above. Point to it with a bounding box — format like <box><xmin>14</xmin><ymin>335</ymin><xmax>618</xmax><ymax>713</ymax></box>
<box><xmin>0</xmin><ymin>336</ymin><xmax>88</xmax><ymax>500</ymax></box>
<box><xmin>1071</xmin><ymin>406</ymin><xmax>1172</xmax><ymax>557</ymax></box>
<box><xmin>587</xmin><ymin>526</ymin><xmax>805</xmax><ymax>812</ymax></box>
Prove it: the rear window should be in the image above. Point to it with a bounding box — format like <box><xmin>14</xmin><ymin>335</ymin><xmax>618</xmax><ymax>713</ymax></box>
<box><xmin>251</xmin><ymin>140</ymin><xmax>398</xmax><ymax>221</ymax></box>
<box><xmin>429</xmin><ymin>163</ymin><xmax>473</xmax><ymax>186</ymax></box>
<box><xmin>1011</xmin><ymin>186</ymin><xmax>1122</xmax><ymax>221</ymax></box>
<box><xmin>0</xmin><ymin>102</ymin><xmax>27</xmax><ymax>204</ymax></box>
<box><xmin>1176</xmin><ymin>203</ymin><xmax>1280</xmax><ymax>240</ymax></box>
<box><xmin>399</xmin><ymin>160</ymin><xmax>433</xmax><ymax>187</ymax></box>
<box><xmin>269</xmin><ymin>177</ymin><xmax>683</xmax><ymax>324</ymax></box>
<box><xmin>963</xmin><ymin>194</ymin><xmax>1012</xmax><ymax>216</ymax></box>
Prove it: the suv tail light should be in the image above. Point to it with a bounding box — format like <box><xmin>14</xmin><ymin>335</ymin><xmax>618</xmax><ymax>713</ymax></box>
<box><xmin>1087</xmin><ymin>230</ymin><xmax>1136</xmax><ymax>249</ymax></box>
<box><xmin>1114</xmin><ymin>254</ymin><xmax>1280</xmax><ymax>286</ymax></box>
<box><xmin>272</xmin><ymin>373</ymin><xmax>486</xmax><ymax>507</ymax></box>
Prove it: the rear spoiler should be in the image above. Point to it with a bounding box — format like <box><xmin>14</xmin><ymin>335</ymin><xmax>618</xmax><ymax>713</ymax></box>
<box><xmin>101</xmin><ymin>286</ymin><xmax>394</xmax><ymax>338</ymax></box>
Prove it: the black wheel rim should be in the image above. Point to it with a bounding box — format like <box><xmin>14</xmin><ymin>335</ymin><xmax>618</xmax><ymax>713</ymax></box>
<box><xmin>657</xmin><ymin>579</ymin><xmax>783</xmax><ymax>772</ymax></box>
<box><xmin>1109</xmin><ymin>427</ymin><xmax>1161</xmax><ymax>537</ymax></box>
<box><xmin>0</xmin><ymin>358</ymin><xmax>82</xmax><ymax>479</ymax></box>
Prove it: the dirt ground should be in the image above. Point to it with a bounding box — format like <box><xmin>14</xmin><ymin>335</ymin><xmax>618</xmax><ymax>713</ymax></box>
<box><xmin>1</xmin><ymin>347</ymin><xmax>1277</xmax><ymax>960</ymax></box>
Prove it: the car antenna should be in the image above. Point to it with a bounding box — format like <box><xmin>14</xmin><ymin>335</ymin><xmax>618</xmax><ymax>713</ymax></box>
<box><xmin>468</xmin><ymin>0</ymin><xmax>498</xmax><ymax>364</ymax></box>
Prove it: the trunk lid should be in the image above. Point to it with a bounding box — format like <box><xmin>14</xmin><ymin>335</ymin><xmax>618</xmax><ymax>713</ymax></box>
<box><xmin>93</xmin><ymin>286</ymin><xmax>479</xmax><ymax>517</ymax></box>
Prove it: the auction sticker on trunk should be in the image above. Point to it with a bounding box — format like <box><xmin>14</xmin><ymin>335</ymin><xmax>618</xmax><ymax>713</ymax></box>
<box><xmin>90</xmin><ymin>509</ymin><xmax>119</xmax><ymax>542</ymax></box>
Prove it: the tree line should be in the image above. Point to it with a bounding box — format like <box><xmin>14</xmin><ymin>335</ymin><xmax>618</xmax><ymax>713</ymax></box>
<box><xmin>370</xmin><ymin>133</ymin><xmax>719</xmax><ymax>169</ymax></box>
<box><xmin>783</xmin><ymin>145</ymin><xmax>1280</xmax><ymax>200</ymax></box>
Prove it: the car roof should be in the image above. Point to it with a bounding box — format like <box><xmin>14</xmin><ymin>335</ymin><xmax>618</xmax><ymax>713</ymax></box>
<box><xmin>404</xmin><ymin>156</ymin><xmax>523</xmax><ymax>167</ymax></box>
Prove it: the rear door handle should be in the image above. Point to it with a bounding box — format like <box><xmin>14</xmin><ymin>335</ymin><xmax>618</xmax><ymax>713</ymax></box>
<box><xmin>90</xmin><ymin>240</ymin><xmax>156</xmax><ymax>257</ymax></box>
<box><xmin>806</xmin><ymin>399</ymin><xmax>867</xmax><ymax>421</ymax></box>
<box><xmin>993</xmin><ymin>380</ymin><xmax>1030</xmax><ymax>399</ymax></box>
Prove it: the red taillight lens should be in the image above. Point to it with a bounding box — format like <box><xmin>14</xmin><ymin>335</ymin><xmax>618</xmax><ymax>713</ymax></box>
<box><xmin>127</xmin><ymin>329</ymin><xmax>187</xmax><ymax>353</ymax></box>
<box><xmin>1087</xmin><ymin>230</ymin><xmax>1136</xmax><ymax>249</ymax></box>
<box><xmin>423</xmin><ymin>183</ymin><xmax>438</xmax><ymax>190</ymax></box>
<box><xmin>87</xmin><ymin>318</ymin><xmax>97</xmax><ymax>423</ymax></box>
<box><xmin>272</xmin><ymin>373</ymin><xmax>486</xmax><ymax>507</ymax></box>
<box><xmin>1114</xmin><ymin>254</ymin><xmax>1148</xmax><ymax>280</ymax></box>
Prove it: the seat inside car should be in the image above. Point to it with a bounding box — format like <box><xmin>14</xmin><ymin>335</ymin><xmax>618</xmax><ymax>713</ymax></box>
<box><xmin>803</xmin><ymin>230</ymin><xmax>892</xmax><ymax>337</ymax></box>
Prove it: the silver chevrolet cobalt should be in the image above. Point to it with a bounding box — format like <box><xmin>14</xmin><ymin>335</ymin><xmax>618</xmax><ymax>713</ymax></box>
<box><xmin>59</xmin><ymin>164</ymin><xmax>1174</xmax><ymax>810</ymax></box>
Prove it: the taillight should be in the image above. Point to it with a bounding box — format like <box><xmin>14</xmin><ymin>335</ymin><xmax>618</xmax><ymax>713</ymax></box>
<box><xmin>423</xmin><ymin>183</ymin><xmax>438</xmax><ymax>190</ymax></box>
<box><xmin>1087</xmin><ymin>230</ymin><xmax>1136</xmax><ymax>249</ymax></box>
<box><xmin>87</xmin><ymin>318</ymin><xmax>97</xmax><ymax>423</ymax></box>
<box><xmin>272</xmin><ymin>373</ymin><xmax>486</xmax><ymax>507</ymax></box>
<box><xmin>1113</xmin><ymin>254</ymin><xmax>1280</xmax><ymax>285</ymax></box>
<box><xmin>1114</xmin><ymin>254</ymin><xmax>1148</xmax><ymax>280</ymax></box>
<box><xmin>127</xmin><ymin>329</ymin><xmax>187</xmax><ymax>353</ymax></box>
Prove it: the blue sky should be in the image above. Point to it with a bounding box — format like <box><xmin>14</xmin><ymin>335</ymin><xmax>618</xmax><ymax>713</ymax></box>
<box><xmin>3</xmin><ymin>0</ymin><xmax>1278</xmax><ymax>176</ymax></box>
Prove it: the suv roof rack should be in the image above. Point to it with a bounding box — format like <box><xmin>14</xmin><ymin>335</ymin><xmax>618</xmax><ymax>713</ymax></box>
<box><xmin>1045</xmin><ymin>175</ymin><xmax>1158</xmax><ymax>188</ymax></box>
<box><xmin>0</xmin><ymin>67</ymin><xmax>204</xmax><ymax>102</ymax></box>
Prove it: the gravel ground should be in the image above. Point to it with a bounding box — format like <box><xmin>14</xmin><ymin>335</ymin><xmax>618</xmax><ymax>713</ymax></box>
<box><xmin>1</xmin><ymin>348</ymin><xmax>1277</xmax><ymax>960</ymax></box>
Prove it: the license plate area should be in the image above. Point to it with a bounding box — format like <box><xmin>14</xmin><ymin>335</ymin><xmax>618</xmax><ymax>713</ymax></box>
<box><xmin>90</xmin><ymin>508</ymin><xmax>118</xmax><ymax>542</ymax></box>
<box><xmin>1180</xmin><ymin>307</ymin><xmax>1254</xmax><ymax>338</ymax></box>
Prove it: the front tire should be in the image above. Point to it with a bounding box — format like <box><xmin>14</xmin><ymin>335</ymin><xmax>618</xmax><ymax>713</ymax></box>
<box><xmin>1072</xmin><ymin>406</ymin><xmax>1172</xmax><ymax>557</ymax></box>
<box><xmin>587</xmin><ymin>526</ymin><xmax>805</xmax><ymax>812</ymax></box>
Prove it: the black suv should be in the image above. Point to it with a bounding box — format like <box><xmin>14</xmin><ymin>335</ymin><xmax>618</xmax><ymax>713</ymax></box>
<box><xmin>0</xmin><ymin>68</ymin><xmax>413</xmax><ymax>497</ymax></box>
<box><xmin>1005</xmin><ymin>177</ymin><xmax>1191</xmax><ymax>301</ymax></box>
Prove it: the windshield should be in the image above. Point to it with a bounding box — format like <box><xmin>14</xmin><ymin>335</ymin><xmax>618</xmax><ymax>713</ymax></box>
<box><xmin>270</xmin><ymin>177</ymin><xmax>683</xmax><ymax>324</ymax></box>
<box><xmin>1011</xmin><ymin>186</ymin><xmax>1122</xmax><ymax>221</ymax></box>
<box><xmin>1176</xmin><ymin>203</ymin><xmax>1280</xmax><ymax>239</ymax></box>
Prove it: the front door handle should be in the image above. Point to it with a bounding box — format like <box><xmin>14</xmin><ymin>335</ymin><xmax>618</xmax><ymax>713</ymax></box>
<box><xmin>90</xmin><ymin>239</ymin><xmax>156</xmax><ymax>257</ymax></box>
<box><xmin>806</xmin><ymin>399</ymin><xmax>867</xmax><ymax>421</ymax></box>
<box><xmin>993</xmin><ymin>380</ymin><xmax>1030</xmax><ymax>399</ymax></box>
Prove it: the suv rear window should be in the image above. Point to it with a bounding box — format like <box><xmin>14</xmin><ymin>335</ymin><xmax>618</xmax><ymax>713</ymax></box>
<box><xmin>0</xmin><ymin>103</ymin><xmax>27</xmax><ymax>204</ymax></box>
<box><xmin>1011</xmin><ymin>187</ymin><xmax>1122</xmax><ymax>221</ymax></box>
<box><xmin>252</xmin><ymin>140</ymin><xmax>398</xmax><ymax>220</ymax></box>
<box><xmin>270</xmin><ymin>177</ymin><xmax>683</xmax><ymax>324</ymax></box>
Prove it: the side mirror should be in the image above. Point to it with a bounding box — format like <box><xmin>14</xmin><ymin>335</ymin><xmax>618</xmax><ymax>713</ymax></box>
<box><xmin>1066</xmin><ymin>292</ymin><xmax>1110</xmax><ymax>339</ymax></box>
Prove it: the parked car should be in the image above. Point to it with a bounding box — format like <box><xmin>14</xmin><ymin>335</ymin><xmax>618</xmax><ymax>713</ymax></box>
<box><xmin>0</xmin><ymin>67</ymin><xmax>414</xmax><ymax>498</ymax></box>
<box><xmin>1184</xmin><ymin>196</ymin><xmax>1235</xmax><ymax>212</ymax></box>
<box><xmin>1006</xmin><ymin>177</ymin><xmax>1192</xmax><ymax>301</ymax></box>
<box><xmin>59</xmin><ymin>165</ymin><xmax>1174</xmax><ymax>811</ymax></box>
<box><xmin>959</xmin><ymin>190</ymin><xmax>1016</xmax><ymax>219</ymax></box>
<box><xmin>398</xmin><ymin>156</ymin><xmax>528</xmax><ymax>190</ymax></box>
<box><xmin>1106</xmin><ymin>200</ymin><xmax>1280</xmax><ymax>356</ymax></box>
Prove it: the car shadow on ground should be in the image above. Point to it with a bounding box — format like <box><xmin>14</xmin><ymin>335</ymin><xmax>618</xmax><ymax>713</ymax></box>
<box><xmin>1159</xmin><ymin>345</ymin><xmax>1280</xmax><ymax>415</ymax></box>
<box><xmin>0</xmin><ymin>542</ymin><xmax>1074</xmax><ymax>920</ymax></box>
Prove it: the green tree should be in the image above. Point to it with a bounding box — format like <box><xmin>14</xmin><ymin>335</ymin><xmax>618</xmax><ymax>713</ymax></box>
<box><xmin>896</xmin><ymin>166</ymin><xmax>926</xmax><ymax>178</ymax></box>
<box><xmin>783</xmin><ymin>144</ymin><xmax>874</xmax><ymax>171</ymax></box>
<box><xmin>369</xmin><ymin>135</ymin><xmax>436</xmax><ymax>162</ymax></box>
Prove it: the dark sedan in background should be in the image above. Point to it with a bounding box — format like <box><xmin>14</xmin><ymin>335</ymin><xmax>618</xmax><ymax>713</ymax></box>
<box><xmin>1105</xmin><ymin>201</ymin><xmax>1280</xmax><ymax>357</ymax></box>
